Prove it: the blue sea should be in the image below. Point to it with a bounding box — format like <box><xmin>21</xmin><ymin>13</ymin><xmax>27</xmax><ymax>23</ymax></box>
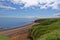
<box><xmin>0</xmin><ymin>17</ymin><xmax>35</xmax><ymax>29</ymax></box>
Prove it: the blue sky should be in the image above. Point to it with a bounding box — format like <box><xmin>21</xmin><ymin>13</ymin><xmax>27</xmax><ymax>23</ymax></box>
<box><xmin>0</xmin><ymin>0</ymin><xmax>60</xmax><ymax>18</ymax></box>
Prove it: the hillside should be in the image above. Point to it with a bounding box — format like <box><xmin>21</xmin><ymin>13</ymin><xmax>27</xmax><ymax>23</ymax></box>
<box><xmin>31</xmin><ymin>18</ymin><xmax>60</xmax><ymax>40</ymax></box>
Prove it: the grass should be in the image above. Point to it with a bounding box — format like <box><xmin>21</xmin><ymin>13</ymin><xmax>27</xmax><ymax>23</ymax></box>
<box><xmin>0</xmin><ymin>35</ymin><xmax>10</xmax><ymax>40</ymax></box>
<box><xmin>31</xmin><ymin>18</ymin><xmax>60</xmax><ymax>40</ymax></box>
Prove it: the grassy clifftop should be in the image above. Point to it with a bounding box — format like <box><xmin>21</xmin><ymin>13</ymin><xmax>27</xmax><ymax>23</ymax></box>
<box><xmin>31</xmin><ymin>18</ymin><xmax>60</xmax><ymax>40</ymax></box>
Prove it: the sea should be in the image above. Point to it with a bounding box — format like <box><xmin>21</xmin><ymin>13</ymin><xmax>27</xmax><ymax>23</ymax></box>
<box><xmin>0</xmin><ymin>17</ymin><xmax>36</xmax><ymax>29</ymax></box>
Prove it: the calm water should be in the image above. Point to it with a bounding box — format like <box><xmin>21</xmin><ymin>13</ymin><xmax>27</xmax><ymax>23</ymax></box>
<box><xmin>0</xmin><ymin>17</ymin><xmax>35</xmax><ymax>29</ymax></box>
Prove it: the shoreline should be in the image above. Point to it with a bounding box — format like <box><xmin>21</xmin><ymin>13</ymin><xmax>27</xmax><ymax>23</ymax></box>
<box><xmin>0</xmin><ymin>22</ymin><xmax>34</xmax><ymax>31</ymax></box>
<box><xmin>0</xmin><ymin>22</ymin><xmax>39</xmax><ymax>40</ymax></box>
<box><xmin>0</xmin><ymin>22</ymin><xmax>37</xmax><ymax>35</ymax></box>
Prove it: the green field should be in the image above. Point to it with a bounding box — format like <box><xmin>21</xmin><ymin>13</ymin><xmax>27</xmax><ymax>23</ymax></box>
<box><xmin>0</xmin><ymin>35</ymin><xmax>10</xmax><ymax>40</ymax></box>
<box><xmin>31</xmin><ymin>18</ymin><xmax>60</xmax><ymax>40</ymax></box>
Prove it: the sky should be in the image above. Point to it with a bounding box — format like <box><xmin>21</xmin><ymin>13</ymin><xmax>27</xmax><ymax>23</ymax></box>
<box><xmin>0</xmin><ymin>0</ymin><xmax>60</xmax><ymax>18</ymax></box>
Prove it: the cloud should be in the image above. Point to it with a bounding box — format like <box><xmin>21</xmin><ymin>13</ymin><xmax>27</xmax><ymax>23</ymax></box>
<box><xmin>0</xmin><ymin>16</ymin><xmax>37</xmax><ymax>18</ymax></box>
<box><xmin>0</xmin><ymin>5</ymin><xmax>16</xmax><ymax>10</ymax></box>
<box><xmin>0</xmin><ymin>1</ymin><xmax>16</xmax><ymax>10</ymax></box>
<box><xmin>54</xmin><ymin>13</ymin><xmax>60</xmax><ymax>16</ymax></box>
<box><xmin>9</xmin><ymin>0</ymin><xmax>60</xmax><ymax>9</ymax></box>
<box><xmin>0</xmin><ymin>0</ymin><xmax>5</xmax><ymax>1</ymax></box>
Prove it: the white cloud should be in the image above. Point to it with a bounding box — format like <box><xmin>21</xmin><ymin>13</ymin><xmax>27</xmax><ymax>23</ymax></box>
<box><xmin>9</xmin><ymin>0</ymin><xmax>60</xmax><ymax>9</ymax></box>
<box><xmin>0</xmin><ymin>0</ymin><xmax>5</xmax><ymax>1</ymax></box>
<box><xmin>51</xmin><ymin>13</ymin><xmax>60</xmax><ymax>18</ymax></box>
<box><xmin>54</xmin><ymin>13</ymin><xmax>60</xmax><ymax>16</ymax></box>
<box><xmin>0</xmin><ymin>1</ymin><xmax>16</xmax><ymax>10</ymax></box>
<box><xmin>0</xmin><ymin>5</ymin><xmax>16</xmax><ymax>10</ymax></box>
<box><xmin>0</xmin><ymin>16</ymin><xmax>37</xmax><ymax>18</ymax></box>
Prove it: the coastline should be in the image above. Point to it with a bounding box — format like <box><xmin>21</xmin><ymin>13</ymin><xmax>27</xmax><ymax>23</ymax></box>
<box><xmin>0</xmin><ymin>22</ymin><xmax>39</xmax><ymax>40</ymax></box>
<box><xmin>0</xmin><ymin>22</ymin><xmax>34</xmax><ymax>31</ymax></box>
<box><xmin>0</xmin><ymin>22</ymin><xmax>37</xmax><ymax>35</ymax></box>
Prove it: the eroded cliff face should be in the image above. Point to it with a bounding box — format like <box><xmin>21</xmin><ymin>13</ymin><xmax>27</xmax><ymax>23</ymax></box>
<box><xmin>11</xmin><ymin>32</ymin><xmax>30</xmax><ymax>40</ymax></box>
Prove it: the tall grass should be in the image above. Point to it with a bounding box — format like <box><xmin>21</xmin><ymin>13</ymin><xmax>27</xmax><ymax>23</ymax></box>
<box><xmin>0</xmin><ymin>35</ymin><xmax>10</xmax><ymax>40</ymax></box>
<box><xmin>31</xmin><ymin>18</ymin><xmax>60</xmax><ymax>40</ymax></box>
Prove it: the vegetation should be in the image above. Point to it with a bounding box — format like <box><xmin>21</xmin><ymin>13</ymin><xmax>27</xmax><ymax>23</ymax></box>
<box><xmin>0</xmin><ymin>35</ymin><xmax>10</xmax><ymax>40</ymax></box>
<box><xmin>31</xmin><ymin>18</ymin><xmax>60</xmax><ymax>40</ymax></box>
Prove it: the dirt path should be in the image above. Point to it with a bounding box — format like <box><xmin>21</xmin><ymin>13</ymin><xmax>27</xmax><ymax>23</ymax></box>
<box><xmin>0</xmin><ymin>23</ymin><xmax>39</xmax><ymax>40</ymax></box>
